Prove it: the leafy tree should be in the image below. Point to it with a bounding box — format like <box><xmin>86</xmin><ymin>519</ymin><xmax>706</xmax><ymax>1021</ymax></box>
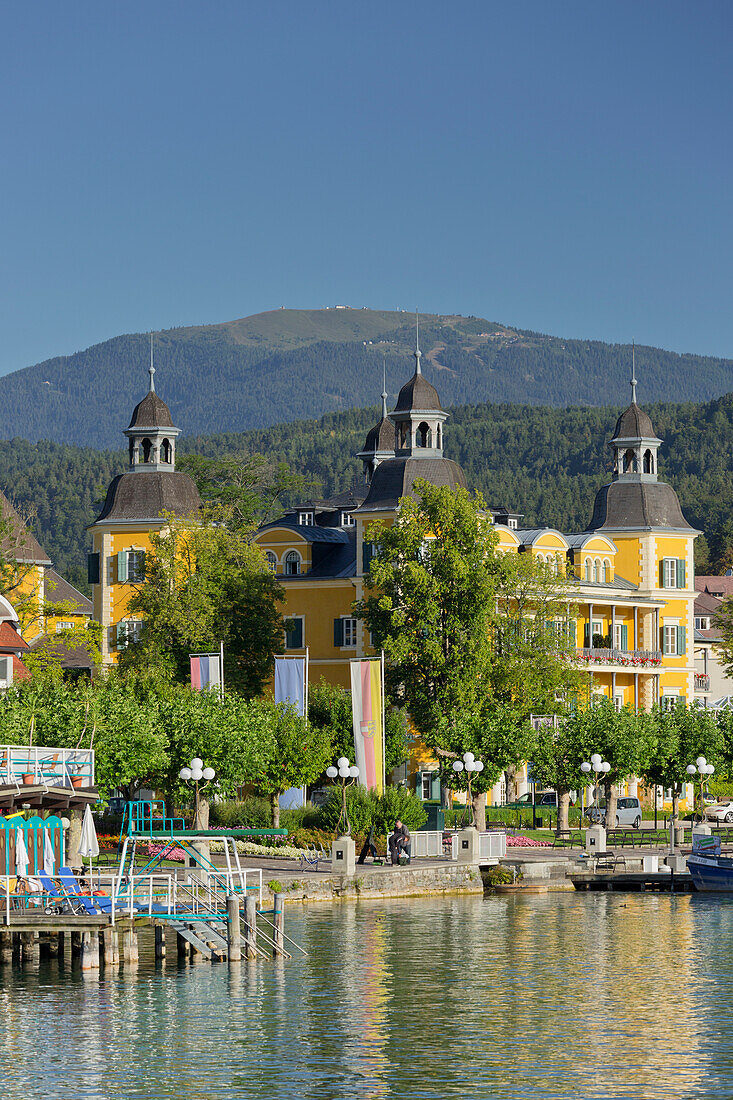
<box><xmin>639</xmin><ymin>705</ymin><xmax>724</xmax><ymax>821</ymax></box>
<box><xmin>247</xmin><ymin>698</ymin><xmax>333</xmax><ymax>827</ymax></box>
<box><xmin>179</xmin><ymin>452</ymin><xmax>315</xmax><ymax>531</ymax></box>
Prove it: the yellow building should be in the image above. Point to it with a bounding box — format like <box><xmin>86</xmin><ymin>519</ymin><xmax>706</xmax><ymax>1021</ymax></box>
<box><xmin>88</xmin><ymin>362</ymin><xmax>200</xmax><ymax>666</ymax></box>
<box><xmin>254</xmin><ymin>339</ymin><xmax>698</xmax><ymax>793</ymax></box>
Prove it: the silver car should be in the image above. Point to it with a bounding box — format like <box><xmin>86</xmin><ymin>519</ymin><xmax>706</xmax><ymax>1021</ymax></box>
<box><xmin>587</xmin><ymin>796</ymin><xmax>643</xmax><ymax>828</ymax></box>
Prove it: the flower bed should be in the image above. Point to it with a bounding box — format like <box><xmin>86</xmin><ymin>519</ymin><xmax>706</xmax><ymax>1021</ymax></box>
<box><xmin>505</xmin><ymin>835</ymin><xmax>552</xmax><ymax>848</ymax></box>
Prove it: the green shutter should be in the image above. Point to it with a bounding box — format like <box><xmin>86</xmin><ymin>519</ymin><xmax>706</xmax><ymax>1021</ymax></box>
<box><xmin>621</xmin><ymin>625</ymin><xmax>628</xmax><ymax>651</ymax></box>
<box><xmin>115</xmin><ymin>623</ymin><xmax>127</xmax><ymax>648</ymax></box>
<box><xmin>362</xmin><ymin>542</ymin><xmax>373</xmax><ymax>574</ymax></box>
<box><xmin>677</xmin><ymin>559</ymin><xmax>686</xmax><ymax>589</ymax></box>
<box><xmin>568</xmin><ymin>620</ymin><xmax>577</xmax><ymax>646</ymax></box>
<box><xmin>117</xmin><ymin>550</ymin><xmax>128</xmax><ymax>583</ymax></box>
<box><xmin>333</xmin><ymin>618</ymin><xmax>344</xmax><ymax>646</ymax></box>
<box><xmin>87</xmin><ymin>552</ymin><xmax>100</xmax><ymax>585</ymax></box>
<box><xmin>583</xmin><ymin>623</ymin><xmax>590</xmax><ymax>646</ymax></box>
<box><xmin>678</xmin><ymin>625</ymin><xmax>686</xmax><ymax>655</ymax></box>
<box><xmin>430</xmin><ymin>773</ymin><xmax>442</xmax><ymax>801</ymax></box>
<box><xmin>660</xmin><ymin>627</ymin><xmax>665</xmax><ymax>654</ymax></box>
<box><xmin>660</xmin><ymin>560</ymin><xmax>666</xmax><ymax>588</ymax></box>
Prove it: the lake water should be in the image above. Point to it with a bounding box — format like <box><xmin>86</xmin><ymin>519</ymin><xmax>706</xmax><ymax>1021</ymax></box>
<box><xmin>2</xmin><ymin>892</ymin><xmax>733</xmax><ymax>1099</ymax></box>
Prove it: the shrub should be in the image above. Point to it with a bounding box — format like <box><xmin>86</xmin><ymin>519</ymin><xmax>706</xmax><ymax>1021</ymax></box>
<box><xmin>317</xmin><ymin>785</ymin><xmax>375</xmax><ymax>834</ymax></box>
<box><xmin>210</xmin><ymin>797</ymin><xmax>272</xmax><ymax>829</ymax></box>
<box><xmin>372</xmin><ymin>787</ymin><xmax>427</xmax><ymax>835</ymax></box>
<box><xmin>483</xmin><ymin>866</ymin><xmax>520</xmax><ymax>887</ymax></box>
<box><xmin>281</xmin><ymin>803</ymin><xmax>321</xmax><ymax>831</ymax></box>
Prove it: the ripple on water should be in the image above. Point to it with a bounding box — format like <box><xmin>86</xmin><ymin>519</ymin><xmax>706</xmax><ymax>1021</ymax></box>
<box><xmin>1</xmin><ymin>893</ymin><xmax>732</xmax><ymax>1100</ymax></box>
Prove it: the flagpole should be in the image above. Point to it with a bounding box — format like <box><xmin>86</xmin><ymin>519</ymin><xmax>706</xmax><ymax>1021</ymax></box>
<box><xmin>381</xmin><ymin>649</ymin><xmax>386</xmax><ymax>794</ymax></box>
<box><xmin>303</xmin><ymin>647</ymin><xmax>309</xmax><ymax>805</ymax></box>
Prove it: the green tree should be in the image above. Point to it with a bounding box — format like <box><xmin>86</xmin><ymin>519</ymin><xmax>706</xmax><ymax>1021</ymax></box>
<box><xmin>179</xmin><ymin>452</ymin><xmax>315</xmax><ymax>531</ymax></box>
<box><xmin>640</xmin><ymin>705</ymin><xmax>724</xmax><ymax>822</ymax></box>
<box><xmin>247</xmin><ymin>698</ymin><xmax>333</xmax><ymax>827</ymax></box>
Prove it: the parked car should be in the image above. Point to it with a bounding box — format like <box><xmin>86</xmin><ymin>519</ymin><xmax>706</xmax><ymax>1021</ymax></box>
<box><xmin>504</xmin><ymin>791</ymin><xmax>558</xmax><ymax>810</ymax></box>
<box><xmin>586</xmin><ymin>796</ymin><xmax>642</xmax><ymax>828</ymax></box>
<box><xmin>704</xmin><ymin>800</ymin><xmax>733</xmax><ymax>824</ymax></box>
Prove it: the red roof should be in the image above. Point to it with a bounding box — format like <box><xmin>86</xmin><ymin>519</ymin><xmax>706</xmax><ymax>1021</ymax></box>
<box><xmin>695</xmin><ymin>576</ymin><xmax>733</xmax><ymax>597</ymax></box>
<box><xmin>12</xmin><ymin>654</ymin><xmax>31</xmax><ymax>681</ymax></box>
<box><xmin>0</xmin><ymin>622</ymin><xmax>28</xmax><ymax>651</ymax></box>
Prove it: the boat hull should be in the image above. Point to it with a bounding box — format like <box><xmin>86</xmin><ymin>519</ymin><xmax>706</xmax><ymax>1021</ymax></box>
<box><xmin>687</xmin><ymin>854</ymin><xmax>733</xmax><ymax>891</ymax></box>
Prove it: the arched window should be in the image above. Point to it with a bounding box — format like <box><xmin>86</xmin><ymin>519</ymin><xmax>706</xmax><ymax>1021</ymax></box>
<box><xmin>643</xmin><ymin>449</ymin><xmax>654</xmax><ymax>474</ymax></box>
<box><xmin>623</xmin><ymin>448</ymin><xmax>637</xmax><ymax>473</ymax></box>
<box><xmin>603</xmin><ymin>559</ymin><xmax>611</xmax><ymax>582</ymax></box>
<box><xmin>585</xmin><ymin>559</ymin><xmax>592</xmax><ymax>582</ymax></box>
<box><xmin>593</xmin><ymin>558</ymin><xmax>600</xmax><ymax>582</ymax></box>
<box><xmin>284</xmin><ymin>551</ymin><xmax>301</xmax><ymax>576</ymax></box>
<box><xmin>161</xmin><ymin>438</ymin><xmax>172</xmax><ymax>464</ymax></box>
<box><xmin>142</xmin><ymin>438</ymin><xmax>152</xmax><ymax>463</ymax></box>
<box><xmin>416</xmin><ymin>422</ymin><xmax>431</xmax><ymax>448</ymax></box>
<box><xmin>266</xmin><ymin>551</ymin><xmax>277</xmax><ymax>573</ymax></box>
<box><xmin>399</xmin><ymin>424</ymin><xmax>409</xmax><ymax>448</ymax></box>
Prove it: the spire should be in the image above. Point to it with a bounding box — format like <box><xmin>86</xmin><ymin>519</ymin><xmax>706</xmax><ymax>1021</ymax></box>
<box><xmin>381</xmin><ymin>359</ymin><xmax>388</xmax><ymax>420</ymax></box>
<box><xmin>149</xmin><ymin>331</ymin><xmax>156</xmax><ymax>393</ymax></box>
<box><xmin>414</xmin><ymin>311</ymin><xmax>422</xmax><ymax>376</ymax></box>
<box><xmin>630</xmin><ymin>340</ymin><xmax>637</xmax><ymax>405</ymax></box>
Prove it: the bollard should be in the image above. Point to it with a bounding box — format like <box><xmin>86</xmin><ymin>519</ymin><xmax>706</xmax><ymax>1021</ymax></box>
<box><xmin>154</xmin><ymin>924</ymin><xmax>166</xmax><ymax>960</ymax></box>
<box><xmin>273</xmin><ymin>892</ymin><xmax>284</xmax><ymax>958</ymax></box>
<box><xmin>80</xmin><ymin>931</ymin><xmax>100</xmax><ymax>971</ymax></box>
<box><xmin>227</xmin><ymin>895</ymin><xmax>242</xmax><ymax>962</ymax></box>
<box><xmin>244</xmin><ymin>895</ymin><xmax>257</xmax><ymax>960</ymax></box>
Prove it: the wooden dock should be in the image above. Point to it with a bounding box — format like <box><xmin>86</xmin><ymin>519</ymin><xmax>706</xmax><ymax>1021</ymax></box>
<box><xmin>571</xmin><ymin>871</ymin><xmax>696</xmax><ymax>893</ymax></box>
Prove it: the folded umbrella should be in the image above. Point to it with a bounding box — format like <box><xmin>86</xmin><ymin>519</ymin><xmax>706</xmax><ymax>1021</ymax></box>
<box><xmin>43</xmin><ymin>828</ymin><xmax>56</xmax><ymax>876</ymax></box>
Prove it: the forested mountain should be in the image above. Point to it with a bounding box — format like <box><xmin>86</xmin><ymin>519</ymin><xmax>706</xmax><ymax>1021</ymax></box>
<box><xmin>3</xmin><ymin>391</ymin><xmax>733</xmax><ymax>591</ymax></box>
<box><xmin>2</xmin><ymin>307</ymin><xmax>733</xmax><ymax>448</ymax></box>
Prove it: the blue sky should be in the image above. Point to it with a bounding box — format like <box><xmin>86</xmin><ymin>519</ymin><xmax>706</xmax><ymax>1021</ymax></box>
<box><xmin>1</xmin><ymin>1</ymin><xmax>732</xmax><ymax>375</ymax></box>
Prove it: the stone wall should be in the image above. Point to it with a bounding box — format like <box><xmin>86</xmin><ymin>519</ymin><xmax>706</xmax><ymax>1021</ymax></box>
<box><xmin>261</xmin><ymin>863</ymin><xmax>484</xmax><ymax>904</ymax></box>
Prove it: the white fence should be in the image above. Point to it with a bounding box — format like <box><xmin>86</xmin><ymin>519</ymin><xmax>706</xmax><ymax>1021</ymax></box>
<box><xmin>450</xmin><ymin>830</ymin><xmax>507</xmax><ymax>860</ymax></box>
<box><xmin>410</xmin><ymin>830</ymin><xmax>445</xmax><ymax>858</ymax></box>
<box><xmin>0</xmin><ymin>746</ymin><xmax>95</xmax><ymax>788</ymax></box>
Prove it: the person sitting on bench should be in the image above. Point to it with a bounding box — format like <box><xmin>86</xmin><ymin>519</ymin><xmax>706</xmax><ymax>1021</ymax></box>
<box><xmin>388</xmin><ymin>820</ymin><xmax>411</xmax><ymax>865</ymax></box>
<box><xmin>358</xmin><ymin>824</ymin><xmax>378</xmax><ymax>865</ymax></box>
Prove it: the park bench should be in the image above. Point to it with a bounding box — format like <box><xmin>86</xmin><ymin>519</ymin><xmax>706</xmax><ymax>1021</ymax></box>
<box><xmin>552</xmin><ymin>830</ymin><xmax>582</xmax><ymax>848</ymax></box>
<box><xmin>594</xmin><ymin>851</ymin><xmax>627</xmax><ymax>872</ymax></box>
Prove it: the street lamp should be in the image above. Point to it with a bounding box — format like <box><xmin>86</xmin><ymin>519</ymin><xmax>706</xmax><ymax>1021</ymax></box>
<box><xmin>451</xmin><ymin>752</ymin><xmax>484</xmax><ymax>826</ymax></box>
<box><xmin>179</xmin><ymin>757</ymin><xmax>216</xmax><ymax>828</ymax></box>
<box><xmin>580</xmin><ymin>753</ymin><xmax>611</xmax><ymax>823</ymax></box>
<box><xmin>686</xmin><ymin>756</ymin><xmax>715</xmax><ymax>822</ymax></box>
<box><xmin>326</xmin><ymin>756</ymin><xmax>360</xmax><ymax>836</ymax></box>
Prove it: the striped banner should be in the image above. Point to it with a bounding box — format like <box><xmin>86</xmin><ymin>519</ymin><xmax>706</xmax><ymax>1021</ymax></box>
<box><xmin>190</xmin><ymin>652</ymin><xmax>222</xmax><ymax>692</ymax></box>
<box><xmin>350</xmin><ymin>658</ymin><xmax>384</xmax><ymax>794</ymax></box>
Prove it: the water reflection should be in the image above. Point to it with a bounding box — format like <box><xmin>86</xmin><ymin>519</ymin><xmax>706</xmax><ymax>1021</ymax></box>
<box><xmin>1</xmin><ymin>895</ymin><xmax>733</xmax><ymax>1098</ymax></box>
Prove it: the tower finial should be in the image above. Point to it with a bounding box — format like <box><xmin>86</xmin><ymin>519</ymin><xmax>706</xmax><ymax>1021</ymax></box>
<box><xmin>414</xmin><ymin>310</ymin><xmax>422</xmax><ymax>376</ymax></box>
<box><xmin>630</xmin><ymin>340</ymin><xmax>637</xmax><ymax>404</ymax></box>
<box><xmin>149</xmin><ymin>331</ymin><xmax>156</xmax><ymax>393</ymax></box>
<box><xmin>381</xmin><ymin>358</ymin><xmax>388</xmax><ymax>420</ymax></box>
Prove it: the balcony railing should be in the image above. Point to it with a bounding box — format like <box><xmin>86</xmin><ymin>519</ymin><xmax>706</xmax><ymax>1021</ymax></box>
<box><xmin>575</xmin><ymin>648</ymin><xmax>663</xmax><ymax>668</ymax></box>
<box><xmin>0</xmin><ymin>746</ymin><xmax>95</xmax><ymax>789</ymax></box>
<box><xmin>695</xmin><ymin>673</ymin><xmax>711</xmax><ymax>692</ymax></box>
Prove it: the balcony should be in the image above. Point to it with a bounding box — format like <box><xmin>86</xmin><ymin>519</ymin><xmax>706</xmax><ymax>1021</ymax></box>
<box><xmin>695</xmin><ymin>673</ymin><xmax>711</xmax><ymax>693</ymax></box>
<box><xmin>0</xmin><ymin>746</ymin><xmax>95</xmax><ymax>790</ymax></box>
<box><xmin>575</xmin><ymin>648</ymin><xmax>663</xmax><ymax>669</ymax></box>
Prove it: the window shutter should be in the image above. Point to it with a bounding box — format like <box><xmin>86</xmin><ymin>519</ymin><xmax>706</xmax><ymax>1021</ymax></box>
<box><xmin>117</xmin><ymin>550</ymin><xmax>128</xmax><ymax>583</ymax></box>
<box><xmin>660</xmin><ymin>627</ymin><xmax>665</xmax><ymax>654</ymax></box>
<box><xmin>115</xmin><ymin>623</ymin><xmax>127</xmax><ymax>648</ymax></box>
<box><xmin>362</xmin><ymin>541</ymin><xmax>373</xmax><ymax>574</ymax></box>
<box><xmin>583</xmin><ymin>623</ymin><xmax>590</xmax><ymax>647</ymax></box>
<box><xmin>621</xmin><ymin>625</ymin><xmax>628</xmax><ymax>651</ymax></box>
<box><xmin>136</xmin><ymin>550</ymin><xmax>146</xmax><ymax>581</ymax></box>
<box><xmin>568</xmin><ymin>620</ymin><xmax>577</xmax><ymax>646</ymax></box>
<box><xmin>333</xmin><ymin>618</ymin><xmax>344</xmax><ymax>646</ymax></box>
<box><xmin>431</xmin><ymin>773</ymin><xmax>442</xmax><ymax>801</ymax></box>
<box><xmin>678</xmin><ymin>625</ymin><xmax>686</xmax><ymax>655</ymax></box>
<box><xmin>660</xmin><ymin>560</ymin><xmax>665</xmax><ymax>588</ymax></box>
<box><xmin>677</xmin><ymin>558</ymin><xmax>686</xmax><ymax>589</ymax></box>
<box><xmin>87</xmin><ymin>552</ymin><xmax>100</xmax><ymax>585</ymax></box>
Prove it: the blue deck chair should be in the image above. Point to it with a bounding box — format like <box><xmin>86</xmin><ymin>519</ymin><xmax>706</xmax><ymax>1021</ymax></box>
<box><xmin>37</xmin><ymin>870</ymin><xmax>86</xmax><ymax>915</ymax></box>
<box><xmin>58</xmin><ymin>867</ymin><xmax>104</xmax><ymax>915</ymax></box>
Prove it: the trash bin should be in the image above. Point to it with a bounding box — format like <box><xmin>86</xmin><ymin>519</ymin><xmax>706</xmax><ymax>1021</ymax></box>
<box><xmin>421</xmin><ymin>805</ymin><xmax>445</xmax><ymax>831</ymax></box>
<box><xmin>535</xmin><ymin>816</ymin><xmax>544</xmax><ymax>829</ymax></box>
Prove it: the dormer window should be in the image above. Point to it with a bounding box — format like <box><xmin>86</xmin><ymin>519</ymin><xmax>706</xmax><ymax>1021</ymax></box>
<box><xmin>341</xmin><ymin>512</ymin><xmax>354</xmax><ymax>527</ymax></box>
<box><xmin>298</xmin><ymin>511</ymin><xmax>314</xmax><ymax>526</ymax></box>
<box><xmin>285</xmin><ymin>550</ymin><xmax>301</xmax><ymax>576</ymax></box>
<box><xmin>508</xmin><ymin>518</ymin><xmax>517</xmax><ymax>530</ymax></box>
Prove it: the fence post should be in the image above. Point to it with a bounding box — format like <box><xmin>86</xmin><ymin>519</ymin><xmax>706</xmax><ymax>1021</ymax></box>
<box><xmin>273</xmin><ymin>891</ymin><xmax>284</xmax><ymax>958</ymax></box>
<box><xmin>227</xmin><ymin>895</ymin><xmax>242</xmax><ymax>961</ymax></box>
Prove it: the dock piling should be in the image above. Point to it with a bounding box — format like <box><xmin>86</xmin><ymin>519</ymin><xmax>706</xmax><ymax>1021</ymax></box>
<box><xmin>227</xmin><ymin>895</ymin><xmax>242</xmax><ymax>961</ymax></box>
<box><xmin>102</xmin><ymin>927</ymin><xmax>117</xmax><ymax>967</ymax></box>
<box><xmin>244</xmin><ymin>896</ymin><xmax>257</xmax><ymax>959</ymax></box>
<box><xmin>80</xmin><ymin>931</ymin><xmax>100</xmax><ymax>971</ymax></box>
<box><xmin>154</xmin><ymin>924</ymin><xmax>166</xmax><ymax>960</ymax></box>
<box><xmin>122</xmin><ymin>927</ymin><xmax>138</xmax><ymax>965</ymax></box>
<box><xmin>273</xmin><ymin>892</ymin><xmax>284</xmax><ymax>958</ymax></box>
<box><xmin>21</xmin><ymin>932</ymin><xmax>40</xmax><ymax>966</ymax></box>
<box><xmin>0</xmin><ymin>931</ymin><xmax>13</xmax><ymax>964</ymax></box>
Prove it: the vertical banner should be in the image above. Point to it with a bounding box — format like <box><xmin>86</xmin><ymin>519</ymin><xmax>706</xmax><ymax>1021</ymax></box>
<box><xmin>190</xmin><ymin>652</ymin><xmax>222</xmax><ymax>692</ymax></box>
<box><xmin>350</xmin><ymin>658</ymin><xmax>384</xmax><ymax>794</ymax></box>
<box><xmin>275</xmin><ymin>655</ymin><xmax>308</xmax><ymax>809</ymax></box>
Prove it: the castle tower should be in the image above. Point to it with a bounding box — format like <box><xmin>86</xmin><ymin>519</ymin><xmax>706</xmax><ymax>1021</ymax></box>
<box><xmin>356</xmin><ymin>366</ymin><xmax>395</xmax><ymax>482</ymax></box>
<box><xmin>390</xmin><ymin>316</ymin><xmax>448</xmax><ymax>458</ymax></box>
<box><xmin>88</xmin><ymin>355</ymin><xmax>201</xmax><ymax>665</ymax></box>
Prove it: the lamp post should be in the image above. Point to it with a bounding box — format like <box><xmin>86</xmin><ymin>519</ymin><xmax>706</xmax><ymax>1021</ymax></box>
<box><xmin>580</xmin><ymin>753</ymin><xmax>610</xmax><ymax>823</ymax></box>
<box><xmin>686</xmin><ymin>756</ymin><xmax>715</xmax><ymax>822</ymax></box>
<box><xmin>179</xmin><ymin>757</ymin><xmax>216</xmax><ymax>829</ymax></box>
<box><xmin>451</xmin><ymin>752</ymin><xmax>484</xmax><ymax>826</ymax></box>
<box><xmin>326</xmin><ymin>756</ymin><xmax>360</xmax><ymax>836</ymax></box>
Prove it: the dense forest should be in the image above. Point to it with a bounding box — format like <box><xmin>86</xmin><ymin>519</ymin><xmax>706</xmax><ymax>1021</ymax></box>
<box><xmin>3</xmin><ymin>390</ymin><xmax>733</xmax><ymax>590</ymax></box>
<box><xmin>1</xmin><ymin>307</ymin><xmax>733</xmax><ymax>448</ymax></box>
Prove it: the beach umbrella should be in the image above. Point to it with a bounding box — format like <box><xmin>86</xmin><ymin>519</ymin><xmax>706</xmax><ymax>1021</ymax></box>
<box><xmin>78</xmin><ymin>805</ymin><xmax>99</xmax><ymax>887</ymax></box>
<box><xmin>43</xmin><ymin>828</ymin><xmax>56</xmax><ymax>876</ymax></box>
<box><xmin>14</xmin><ymin>828</ymin><xmax>29</xmax><ymax>877</ymax></box>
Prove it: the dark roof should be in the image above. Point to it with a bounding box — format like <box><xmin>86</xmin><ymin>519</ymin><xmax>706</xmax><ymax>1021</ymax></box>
<box><xmin>127</xmin><ymin>391</ymin><xmax>175</xmax><ymax>430</ymax></box>
<box><xmin>93</xmin><ymin>471</ymin><xmax>201</xmax><ymax>523</ymax></box>
<box><xmin>305</xmin><ymin>530</ymin><xmax>356</xmax><ymax>579</ymax></box>
<box><xmin>362</xmin><ymin>416</ymin><xmax>395</xmax><ymax>454</ymax></box>
<box><xmin>587</xmin><ymin>480</ymin><xmax>694</xmax><ymax>532</ymax></box>
<box><xmin>612</xmin><ymin>403</ymin><xmax>656</xmax><ymax>440</ymax></box>
<box><xmin>260</xmin><ymin>521</ymin><xmax>350</xmax><ymax>544</ymax></box>
<box><xmin>0</xmin><ymin>490</ymin><xmax>51</xmax><ymax>564</ymax></box>
<box><xmin>356</xmin><ymin>456</ymin><xmax>467</xmax><ymax>513</ymax></box>
<box><xmin>696</xmin><ymin>576</ymin><xmax>733</xmax><ymax>597</ymax></box>
<box><xmin>44</xmin><ymin>569</ymin><xmax>93</xmax><ymax>615</ymax></box>
<box><xmin>394</xmin><ymin>371</ymin><xmax>442</xmax><ymax>413</ymax></box>
<box><xmin>28</xmin><ymin>634</ymin><xmax>95</xmax><ymax>669</ymax></box>
<box><xmin>695</xmin><ymin>591</ymin><xmax>722</xmax><ymax>614</ymax></box>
